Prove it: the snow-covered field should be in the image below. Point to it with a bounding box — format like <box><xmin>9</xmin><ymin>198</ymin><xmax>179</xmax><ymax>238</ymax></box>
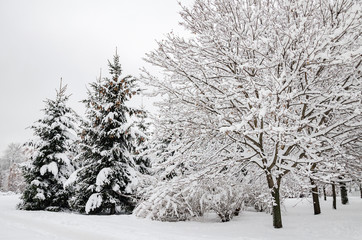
<box><xmin>0</xmin><ymin>193</ymin><xmax>361</xmax><ymax>240</ymax></box>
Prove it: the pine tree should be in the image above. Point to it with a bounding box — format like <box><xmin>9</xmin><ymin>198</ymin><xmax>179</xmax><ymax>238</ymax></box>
<box><xmin>133</xmin><ymin>106</ymin><xmax>151</xmax><ymax>175</ymax></box>
<box><xmin>70</xmin><ymin>53</ymin><xmax>141</xmax><ymax>215</ymax></box>
<box><xmin>19</xmin><ymin>82</ymin><xmax>78</xmax><ymax>211</ymax></box>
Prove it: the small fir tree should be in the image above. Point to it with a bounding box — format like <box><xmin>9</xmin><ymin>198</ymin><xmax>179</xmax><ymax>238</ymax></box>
<box><xmin>19</xmin><ymin>82</ymin><xmax>78</xmax><ymax>211</ymax></box>
<box><xmin>70</xmin><ymin>53</ymin><xmax>141</xmax><ymax>214</ymax></box>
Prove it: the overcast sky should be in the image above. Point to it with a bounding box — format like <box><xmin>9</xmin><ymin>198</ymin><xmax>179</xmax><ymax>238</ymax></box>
<box><xmin>0</xmin><ymin>0</ymin><xmax>194</xmax><ymax>155</ymax></box>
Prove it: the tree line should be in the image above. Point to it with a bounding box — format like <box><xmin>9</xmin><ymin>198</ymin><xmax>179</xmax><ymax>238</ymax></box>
<box><xmin>15</xmin><ymin>0</ymin><xmax>361</xmax><ymax>229</ymax></box>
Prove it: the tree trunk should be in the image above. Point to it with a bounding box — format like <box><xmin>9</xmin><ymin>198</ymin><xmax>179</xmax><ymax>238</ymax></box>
<box><xmin>310</xmin><ymin>178</ymin><xmax>321</xmax><ymax>215</ymax></box>
<box><xmin>323</xmin><ymin>185</ymin><xmax>327</xmax><ymax>201</ymax></box>
<box><xmin>340</xmin><ymin>182</ymin><xmax>348</xmax><ymax>205</ymax></box>
<box><xmin>272</xmin><ymin>187</ymin><xmax>282</xmax><ymax>228</ymax></box>
<box><xmin>332</xmin><ymin>183</ymin><xmax>337</xmax><ymax>210</ymax></box>
<box><xmin>266</xmin><ymin>174</ymin><xmax>283</xmax><ymax>228</ymax></box>
<box><xmin>360</xmin><ymin>183</ymin><xmax>362</xmax><ymax>199</ymax></box>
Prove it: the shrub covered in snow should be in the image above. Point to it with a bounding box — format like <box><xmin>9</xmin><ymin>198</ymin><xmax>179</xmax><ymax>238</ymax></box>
<box><xmin>135</xmin><ymin>174</ymin><xmax>246</xmax><ymax>222</ymax></box>
<box><xmin>134</xmin><ymin>180</ymin><xmax>195</xmax><ymax>221</ymax></box>
<box><xmin>201</xmin><ymin>180</ymin><xmax>244</xmax><ymax>222</ymax></box>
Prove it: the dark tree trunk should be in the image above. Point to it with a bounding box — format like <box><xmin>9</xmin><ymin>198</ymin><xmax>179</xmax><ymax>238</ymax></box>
<box><xmin>332</xmin><ymin>183</ymin><xmax>337</xmax><ymax>210</ymax></box>
<box><xmin>310</xmin><ymin>178</ymin><xmax>321</xmax><ymax>215</ymax></box>
<box><xmin>272</xmin><ymin>187</ymin><xmax>282</xmax><ymax>228</ymax></box>
<box><xmin>340</xmin><ymin>182</ymin><xmax>349</xmax><ymax>205</ymax></box>
<box><xmin>266</xmin><ymin>174</ymin><xmax>283</xmax><ymax>229</ymax></box>
<box><xmin>360</xmin><ymin>183</ymin><xmax>362</xmax><ymax>199</ymax></box>
<box><xmin>323</xmin><ymin>185</ymin><xmax>327</xmax><ymax>201</ymax></box>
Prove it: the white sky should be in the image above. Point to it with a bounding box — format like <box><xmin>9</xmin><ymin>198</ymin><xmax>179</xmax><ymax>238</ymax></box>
<box><xmin>0</xmin><ymin>0</ymin><xmax>194</xmax><ymax>155</ymax></box>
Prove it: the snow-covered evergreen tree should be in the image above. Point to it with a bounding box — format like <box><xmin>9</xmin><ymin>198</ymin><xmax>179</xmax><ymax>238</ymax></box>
<box><xmin>132</xmin><ymin>106</ymin><xmax>151</xmax><ymax>175</ymax></box>
<box><xmin>19</xmin><ymin>82</ymin><xmax>78</xmax><ymax>211</ymax></box>
<box><xmin>69</xmin><ymin>53</ymin><xmax>142</xmax><ymax>215</ymax></box>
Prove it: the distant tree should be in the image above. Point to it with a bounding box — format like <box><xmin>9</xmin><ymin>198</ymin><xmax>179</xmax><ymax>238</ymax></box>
<box><xmin>341</xmin><ymin>127</ymin><xmax>362</xmax><ymax>200</ymax></box>
<box><xmin>0</xmin><ymin>143</ymin><xmax>26</xmax><ymax>192</ymax></box>
<box><xmin>340</xmin><ymin>181</ymin><xmax>349</xmax><ymax>204</ymax></box>
<box><xmin>69</xmin><ymin>53</ymin><xmax>142</xmax><ymax>215</ymax></box>
<box><xmin>18</xmin><ymin>82</ymin><xmax>79</xmax><ymax>211</ymax></box>
<box><xmin>0</xmin><ymin>168</ymin><xmax>8</xmax><ymax>191</ymax></box>
<box><xmin>297</xmin><ymin>162</ymin><xmax>322</xmax><ymax>215</ymax></box>
<box><xmin>0</xmin><ymin>143</ymin><xmax>25</xmax><ymax>170</ymax></box>
<box><xmin>8</xmin><ymin>162</ymin><xmax>26</xmax><ymax>193</ymax></box>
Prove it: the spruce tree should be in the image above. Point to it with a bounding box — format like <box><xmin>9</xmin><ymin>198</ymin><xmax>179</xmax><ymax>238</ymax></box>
<box><xmin>70</xmin><ymin>53</ymin><xmax>141</xmax><ymax>214</ymax></box>
<box><xmin>133</xmin><ymin>106</ymin><xmax>151</xmax><ymax>175</ymax></box>
<box><xmin>19</xmin><ymin>82</ymin><xmax>78</xmax><ymax>211</ymax></box>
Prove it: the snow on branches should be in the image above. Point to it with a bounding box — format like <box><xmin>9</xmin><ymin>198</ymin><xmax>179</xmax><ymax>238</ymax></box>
<box><xmin>141</xmin><ymin>0</ymin><xmax>362</xmax><ymax>228</ymax></box>
<box><xmin>69</xmin><ymin>53</ymin><xmax>146</xmax><ymax>215</ymax></box>
<box><xmin>19</xmin><ymin>82</ymin><xmax>79</xmax><ymax>211</ymax></box>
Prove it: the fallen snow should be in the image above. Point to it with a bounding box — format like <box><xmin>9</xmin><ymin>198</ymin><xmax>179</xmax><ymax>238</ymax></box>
<box><xmin>0</xmin><ymin>193</ymin><xmax>361</xmax><ymax>240</ymax></box>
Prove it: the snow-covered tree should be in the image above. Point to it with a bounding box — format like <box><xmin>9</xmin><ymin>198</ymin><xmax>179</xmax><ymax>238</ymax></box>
<box><xmin>69</xmin><ymin>53</ymin><xmax>142</xmax><ymax>215</ymax></box>
<box><xmin>0</xmin><ymin>143</ymin><xmax>26</xmax><ymax>170</ymax></box>
<box><xmin>7</xmin><ymin>162</ymin><xmax>26</xmax><ymax>193</ymax></box>
<box><xmin>19</xmin><ymin>82</ymin><xmax>78</xmax><ymax>211</ymax></box>
<box><xmin>134</xmin><ymin>99</ymin><xmax>249</xmax><ymax>222</ymax></box>
<box><xmin>142</xmin><ymin>0</ymin><xmax>362</xmax><ymax>228</ymax></box>
<box><xmin>0</xmin><ymin>143</ymin><xmax>26</xmax><ymax>192</ymax></box>
<box><xmin>340</xmin><ymin>124</ymin><xmax>362</xmax><ymax>199</ymax></box>
<box><xmin>133</xmin><ymin>106</ymin><xmax>152</xmax><ymax>175</ymax></box>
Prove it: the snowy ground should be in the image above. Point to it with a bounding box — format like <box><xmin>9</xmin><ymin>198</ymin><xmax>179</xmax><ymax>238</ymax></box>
<box><xmin>0</xmin><ymin>193</ymin><xmax>361</xmax><ymax>240</ymax></box>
